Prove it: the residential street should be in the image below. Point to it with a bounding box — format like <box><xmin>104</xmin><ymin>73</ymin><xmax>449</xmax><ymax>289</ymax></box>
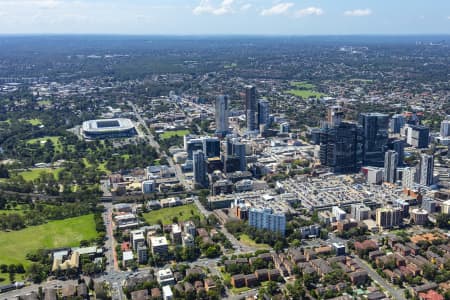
<box><xmin>353</xmin><ymin>256</ymin><xmax>406</xmax><ymax>300</ymax></box>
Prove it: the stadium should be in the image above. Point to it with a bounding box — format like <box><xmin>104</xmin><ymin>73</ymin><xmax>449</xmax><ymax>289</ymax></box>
<box><xmin>82</xmin><ymin>118</ymin><xmax>137</xmax><ymax>139</ymax></box>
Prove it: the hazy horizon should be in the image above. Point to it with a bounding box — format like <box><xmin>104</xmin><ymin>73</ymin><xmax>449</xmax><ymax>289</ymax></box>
<box><xmin>0</xmin><ymin>0</ymin><xmax>448</xmax><ymax>35</ymax></box>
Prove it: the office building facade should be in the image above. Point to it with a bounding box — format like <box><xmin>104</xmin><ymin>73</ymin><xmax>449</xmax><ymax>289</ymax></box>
<box><xmin>142</xmin><ymin>180</ymin><xmax>156</xmax><ymax>194</ymax></box>
<box><xmin>389</xmin><ymin>139</ymin><xmax>405</xmax><ymax>167</ymax></box>
<box><xmin>257</xmin><ymin>99</ymin><xmax>270</xmax><ymax>128</ymax></box>
<box><xmin>402</xmin><ymin>167</ymin><xmax>417</xmax><ymax>189</ymax></box>
<box><xmin>279</xmin><ymin>122</ymin><xmax>290</xmax><ymax>134</ymax></box>
<box><xmin>327</xmin><ymin>106</ymin><xmax>344</xmax><ymax>127</ymax></box>
<box><xmin>390</xmin><ymin>114</ymin><xmax>405</xmax><ymax>134</ymax></box>
<box><xmin>440</xmin><ymin>120</ymin><xmax>450</xmax><ymax>137</ymax></box>
<box><xmin>185</xmin><ymin>138</ymin><xmax>204</xmax><ymax>160</ymax></box>
<box><xmin>202</xmin><ymin>137</ymin><xmax>221</xmax><ymax>158</ymax></box>
<box><xmin>232</xmin><ymin>141</ymin><xmax>247</xmax><ymax>172</ymax></box>
<box><xmin>407</xmin><ymin>125</ymin><xmax>430</xmax><ymax>149</ymax></box>
<box><xmin>359</xmin><ymin>113</ymin><xmax>389</xmax><ymax>167</ymax></box>
<box><xmin>319</xmin><ymin>122</ymin><xmax>363</xmax><ymax>173</ymax></box>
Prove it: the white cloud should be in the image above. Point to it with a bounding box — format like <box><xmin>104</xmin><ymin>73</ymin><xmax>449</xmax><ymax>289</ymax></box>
<box><xmin>344</xmin><ymin>9</ymin><xmax>372</xmax><ymax>17</ymax></box>
<box><xmin>260</xmin><ymin>2</ymin><xmax>294</xmax><ymax>16</ymax></box>
<box><xmin>193</xmin><ymin>0</ymin><xmax>235</xmax><ymax>16</ymax></box>
<box><xmin>240</xmin><ymin>3</ymin><xmax>252</xmax><ymax>12</ymax></box>
<box><xmin>295</xmin><ymin>7</ymin><xmax>323</xmax><ymax>18</ymax></box>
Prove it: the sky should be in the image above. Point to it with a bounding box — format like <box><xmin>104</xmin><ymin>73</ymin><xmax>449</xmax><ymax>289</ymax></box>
<box><xmin>0</xmin><ymin>0</ymin><xmax>449</xmax><ymax>35</ymax></box>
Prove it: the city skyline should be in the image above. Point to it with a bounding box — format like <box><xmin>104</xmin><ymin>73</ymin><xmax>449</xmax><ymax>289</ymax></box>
<box><xmin>0</xmin><ymin>0</ymin><xmax>449</xmax><ymax>35</ymax></box>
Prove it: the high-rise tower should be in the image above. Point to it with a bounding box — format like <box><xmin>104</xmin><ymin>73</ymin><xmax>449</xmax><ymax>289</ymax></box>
<box><xmin>419</xmin><ymin>154</ymin><xmax>434</xmax><ymax>186</ymax></box>
<box><xmin>245</xmin><ymin>85</ymin><xmax>257</xmax><ymax>131</ymax></box>
<box><xmin>359</xmin><ymin>113</ymin><xmax>389</xmax><ymax>167</ymax></box>
<box><xmin>384</xmin><ymin>150</ymin><xmax>398</xmax><ymax>183</ymax></box>
<box><xmin>215</xmin><ymin>95</ymin><xmax>229</xmax><ymax>137</ymax></box>
<box><xmin>193</xmin><ymin>150</ymin><xmax>208</xmax><ymax>188</ymax></box>
<box><xmin>319</xmin><ymin>122</ymin><xmax>363</xmax><ymax>173</ymax></box>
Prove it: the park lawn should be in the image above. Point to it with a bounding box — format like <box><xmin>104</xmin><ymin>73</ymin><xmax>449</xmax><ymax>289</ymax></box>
<box><xmin>26</xmin><ymin>136</ymin><xmax>63</xmax><ymax>152</ymax></box>
<box><xmin>286</xmin><ymin>81</ymin><xmax>326</xmax><ymax>99</ymax></box>
<box><xmin>143</xmin><ymin>204</ymin><xmax>203</xmax><ymax>225</ymax></box>
<box><xmin>160</xmin><ymin>129</ymin><xmax>190</xmax><ymax>140</ymax></box>
<box><xmin>37</xmin><ymin>100</ymin><xmax>52</xmax><ymax>105</ymax></box>
<box><xmin>224</xmin><ymin>63</ymin><xmax>238</xmax><ymax>69</ymax></box>
<box><xmin>83</xmin><ymin>157</ymin><xmax>110</xmax><ymax>174</ymax></box>
<box><xmin>16</xmin><ymin>168</ymin><xmax>63</xmax><ymax>181</ymax></box>
<box><xmin>285</xmin><ymin>89</ymin><xmax>326</xmax><ymax>99</ymax></box>
<box><xmin>27</xmin><ymin>118</ymin><xmax>43</xmax><ymax>126</ymax></box>
<box><xmin>0</xmin><ymin>214</ymin><xmax>97</xmax><ymax>281</ymax></box>
<box><xmin>239</xmin><ymin>234</ymin><xmax>271</xmax><ymax>250</ymax></box>
<box><xmin>82</xmin><ymin>157</ymin><xmax>93</xmax><ymax>168</ymax></box>
<box><xmin>97</xmin><ymin>162</ymin><xmax>111</xmax><ymax>174</ymax></box>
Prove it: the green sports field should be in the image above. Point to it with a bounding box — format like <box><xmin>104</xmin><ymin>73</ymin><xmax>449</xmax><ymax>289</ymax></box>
<box><xmin>143</xmin><ymin>204</ymin><xmax>203</xmax><ymax>225</ymax></box>
<box><xmin>0</xmin><ymin>214</ymin><xmax>97</xmax><ymax>281</ymax></box>
<box><xmin>16</xmin><ymin>168</ymin><xmax>63</xmax><ymax>181</ymax></box>
<box><xmin>285</xmin><ymin>81</ymin><xmax>326</xmax><ymax>99</ymax></box>
<box><xmin>159</xmin><ymin>129</ymin><xmax>190</xmax><ymax>140</ymax></box>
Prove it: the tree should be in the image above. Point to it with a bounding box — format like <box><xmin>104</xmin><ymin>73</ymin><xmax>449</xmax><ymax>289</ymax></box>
<box><xmin>27</xmin><ymin>263</ymin><xmax>47</xmax><ymax>283</ymax></box>
<box><xmin>286</xmin><ymin>279</ymin><xmax>306</xmax><ymax>299</ymax></box>
<box><xmin>8</xmin><ymin>264</ymin><xmax>16</xmax><ymax>274</ymax></box>
<box><xmin>15</xmin><ymin>264</ymin><xmax>25</xmax><ymax>274</ymax></box>
<box><xmin>207</xmin><ymin>214</ymin><xmax>218</xmax><ymax>226</ymax></box>
<box><xmin>436</xmin><ymin>214</ymin><xmax>450</xmax><ymax>229</ymax></box>
<box><xmin>274</xmin><ymin>241</ymin><xmax>284</xmax><ymax>253</ymax></box>
<box><xmin>422</xmin><ymin>264</ymin><xmax>436</xmax><ymax>281</ymax></box>
<box><xmin>0</xmin><ymin>165</ymin><xmax>9</xmax><ymax>178</ymax></box>
<box><xmin>0</xmin><ymin>264</ymin><xmax>7</xmax><ymax>273</ymax></box>
<box><xmin>205</xmin><ymin>245</ymin><xmax>221</xmax><ymax>258</ymax></box>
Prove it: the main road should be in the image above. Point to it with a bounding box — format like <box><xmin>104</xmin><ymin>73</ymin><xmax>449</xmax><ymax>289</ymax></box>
<box><xmin>128</xmin><ymin>101</ymin><xmax>161</xmax><ymax>152</ymax></box>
